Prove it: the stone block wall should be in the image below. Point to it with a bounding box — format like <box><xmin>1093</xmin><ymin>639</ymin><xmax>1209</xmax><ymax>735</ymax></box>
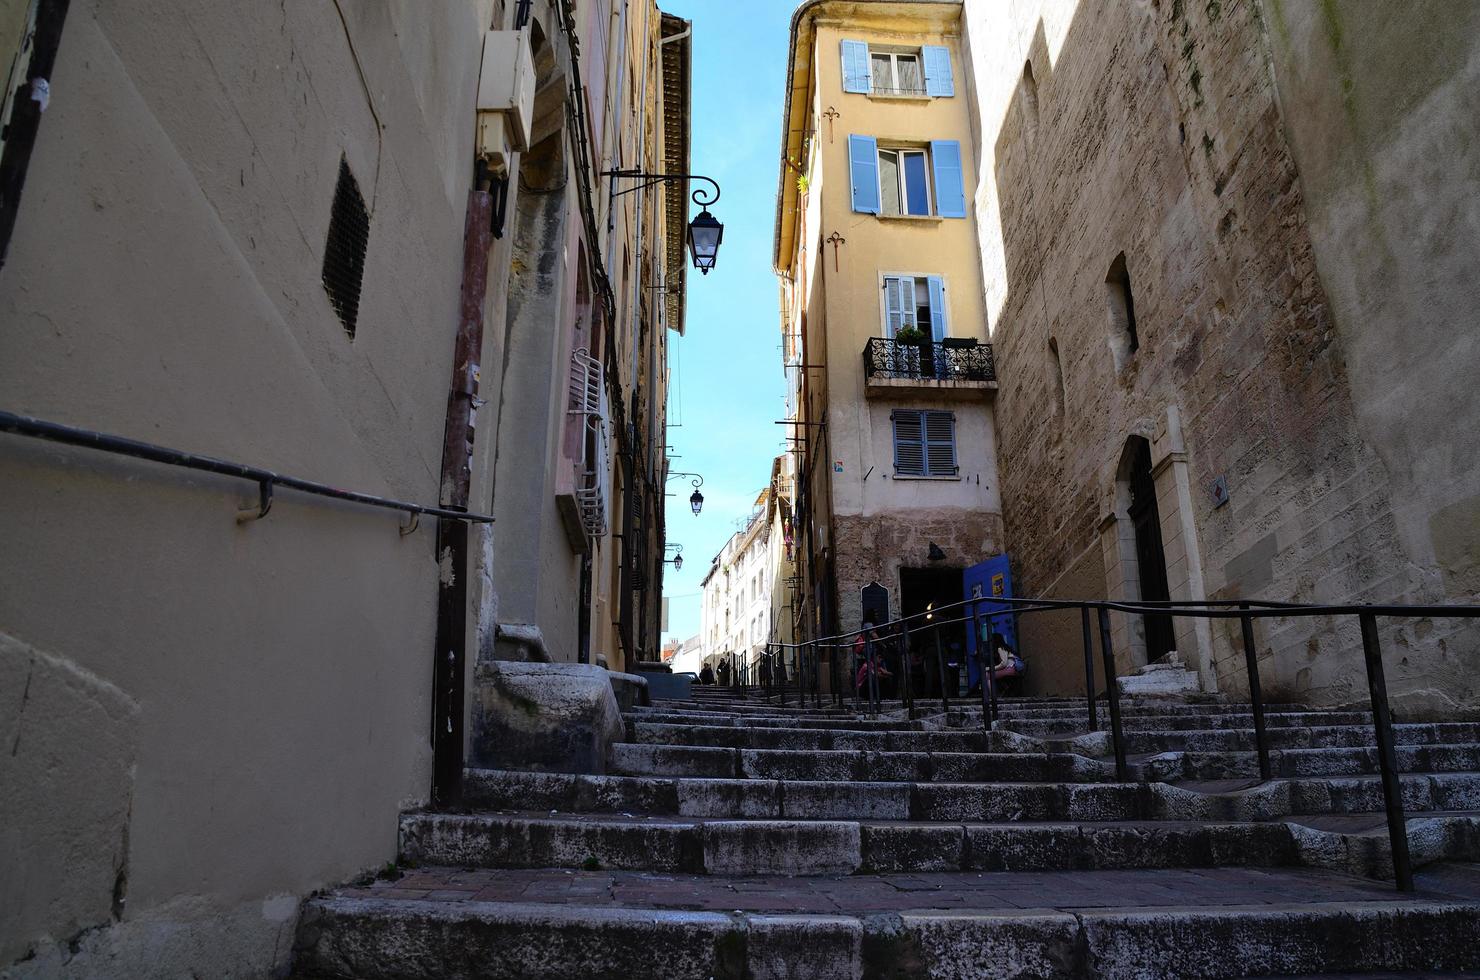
<box><xmin>963</xmin><ymin>0</ymin><xmax>1477</xmax><ymax>711</ymax></box>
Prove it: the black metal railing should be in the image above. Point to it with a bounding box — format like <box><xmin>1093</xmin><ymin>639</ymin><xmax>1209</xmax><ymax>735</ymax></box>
<box><xmin>0</xmin><ymin>410</ymin><xmax>496</xmax><ymax>528</ymax></box>
<box><xmin>862</xmin><ymin>336</ymin><xmax>996</xmax><ymax>383</ymax></box>
<box><xmin>771</xmin><ymin>591</ymin><xmax>1480</xmax><ymax>892</ymax></box>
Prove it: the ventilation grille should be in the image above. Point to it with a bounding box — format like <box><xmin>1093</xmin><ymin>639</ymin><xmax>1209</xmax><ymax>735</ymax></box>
<box><xmin>321</xmin><ymin>157</ymin><xmax>370</xmax><ymax>337</ymax></box>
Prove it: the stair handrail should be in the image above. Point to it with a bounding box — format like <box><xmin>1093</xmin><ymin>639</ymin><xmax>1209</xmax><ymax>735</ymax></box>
<box><xmin>0</xmin><ymin>409</ymin><xmax>496</xmax><ymax>528</ymax></box>
<box><xmin>777</xmin><ymin>589</ymin><xmax>1480</xmax><ymax>892</ymax></box>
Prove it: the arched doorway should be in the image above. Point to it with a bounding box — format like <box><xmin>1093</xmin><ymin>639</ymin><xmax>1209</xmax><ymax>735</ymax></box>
<box><xmin>1125</xmin><ymin>437</ymin><xmax>1174</xmax><ymax>661</ymax></box>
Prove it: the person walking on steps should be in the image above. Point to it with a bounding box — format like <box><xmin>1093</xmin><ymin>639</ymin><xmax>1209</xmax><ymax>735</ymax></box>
<box><xmin>699</xmin><ymin>662</ymin><xmax>715</xmax><ymax>685</ymax></box>
<box><xmin>717</xmin><ymin>657</ymin><xmax>731</xmax><ymax>687</ymax></box>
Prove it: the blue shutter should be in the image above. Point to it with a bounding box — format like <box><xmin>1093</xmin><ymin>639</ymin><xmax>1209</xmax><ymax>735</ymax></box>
<box><xmin>927</xmin><ymin>276</ymin><xmax>947</xmax><ymax>341</ymax></box>
<box><xmin>923</xmin><ymin>411</ymin><xmax>958</xmax><ymax>476</ymax></box>
<box><xmin>892</xmin><ymin>410</ymin><xmax>925</xmax><ymax>476</ymax></box>
<box><xmin>930</xmin><ymin>139</ymin><xmax>966</xmax><ymax>218</ymax></box>
<box><xmin>841</xmin><ymin>40</ymin><xmax>872</xmax><ymax>94</ymax></box>
<box><xmin>923</xmin><ymin>45</ymin><xmax>954</xmax><ymax>97</ymax></box>
<box><xmin>849</xmin><ymin>135</ymin><xmax>881</xmax><ymax>214</ymax></box>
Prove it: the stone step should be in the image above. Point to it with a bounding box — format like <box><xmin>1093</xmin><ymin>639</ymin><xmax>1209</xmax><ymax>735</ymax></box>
<box><xmin>627</xmin><ymin>711</ymin><xmax>930</xmax><ymax>731</ymax></box>
<box><xmin>624</xmin><ymin>720</ymin><xmax>1032</xmax><ymax>752</ymax></box>
<box><xmin>462</xmin><ymin>768</ymin><xmax>1480</xmax><ymax>823</ymax></box>
<box><xmin>1147</xmin><ymin>744</ymin><xmax>1480</xmax><ymax>780</ymax></box>
<box><xmin>608</xmin><ymin>743</ymin><xmax>1116</xmax><ymax>783</ymax></box>
<box><xmin>1109</xmin><ymin>722</ymin><xmax>1480</xmax><ymax>754</ymax></box>
<box><xmin>1002</xmin><ymin>710</ymin><xmax>1375</xmax><ymax>737</ymax></box>
<box><xmin>397</xmin><ymin>811</ymin><xmax>1480</xmax><ymax>878</ymax></box>
<box><xmin>295</xmin><ymin>865</ymin><xmax>1480</xmax><ymax>979</ymax></box>
<box><xmin>396</xmin><ymin>812</ymin><xmax>1295</xmax><ymax>875</ymax></box>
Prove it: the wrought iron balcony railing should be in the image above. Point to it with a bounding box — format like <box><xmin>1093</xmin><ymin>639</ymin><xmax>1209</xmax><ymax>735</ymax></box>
<box><xmin>862</xmin><ymin>336</ymin><xmax>996</xmax><ymax>384</ymax></box>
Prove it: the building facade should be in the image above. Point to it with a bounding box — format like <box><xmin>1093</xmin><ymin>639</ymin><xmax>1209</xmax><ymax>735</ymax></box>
<box><xmin>698</xmin><ymin>484</ymin><xmax>778</xmax><ymax>682</ymax></box>
<box><xmin>0</xmin><ymin>0</ymin><xmax>690</xmax><ymax>972</ymax></box>
<box><xmin>959</xmin><ymin>0</ymin><xmax>1480</xmax><ymax>710</ymax></box>
<box><xmin>775</xmin><ymin>1</ymin><xmax>1006</xmax><ymax>666</ymax></box>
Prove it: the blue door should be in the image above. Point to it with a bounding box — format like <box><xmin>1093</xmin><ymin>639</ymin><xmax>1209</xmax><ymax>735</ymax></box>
<box><xmin>963</xmin><ymin>554</ymin><xmax>1014</xmax><ymax>689</ymax></box>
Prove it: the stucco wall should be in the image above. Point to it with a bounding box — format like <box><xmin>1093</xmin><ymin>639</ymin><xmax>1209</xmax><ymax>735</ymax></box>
<box><xmin>0</xmin><ymin>1</ymin><xmax>491</xmax><ymax>971</ymax></box>
<box><xmin>802</xmin><ymin>15</ymin><xmax>1005</xmax><ymax>638</ymax></box>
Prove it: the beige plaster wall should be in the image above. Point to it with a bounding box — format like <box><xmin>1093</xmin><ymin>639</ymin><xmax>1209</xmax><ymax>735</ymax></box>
<box><xmin>0</xmin><ymin>0</ymin><xmax>492</xmax><ymax>970</ymax></box>
<box><xmin>801</xmin><ymin>16</ymin><xmax>1005</xmax><ymax>637</ymax></box>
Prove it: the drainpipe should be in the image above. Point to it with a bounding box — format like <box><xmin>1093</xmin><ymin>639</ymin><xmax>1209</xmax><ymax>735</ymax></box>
<box><xmin>431</xmin><ymin>170</ymin><xmax>495</xmax><ymax>809</ymax></box>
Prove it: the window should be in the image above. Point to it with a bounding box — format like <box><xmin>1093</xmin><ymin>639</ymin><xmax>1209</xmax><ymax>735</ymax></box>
<box><xmin>1020</xmin><ymin>60</ymin><xmax>1040</xmax><ymax>138</ymax></box>
<box><xmin>882</xmin><ymin>274</ymin><xmax>947</xmax><ymax>340</ymax></box>
<box><xmin>1048</xmin><ymin>337</ymin><xmax>1067</xmax><ymax>421</ymax></box>
<box><xmin>849</xmin><ymin>136</ymin><xmax>966</xmax><ymax>218</ymax></box>
<box><xmin>870</xmin><ymin>51</ymin><xmax>923</xmax><ymax>96</ymax></box>
<box><xmin>878</xmin><ymin>147</ymin><xmax>932</xmax><ymax>216</ymax></box>
<box><xmin>1106</xmin><ymin>252</ymin><xmax>1139</xmax><ymax>360</ymax></box>
<box><xmin>892</xmin><ymin>410</ymin><xmax>957</xmax><ymax>477</ymax></box>
<box><xmin>841</xmin><ymin>40</ymin><xmax>954</xmax><ymax>98</ymax></box>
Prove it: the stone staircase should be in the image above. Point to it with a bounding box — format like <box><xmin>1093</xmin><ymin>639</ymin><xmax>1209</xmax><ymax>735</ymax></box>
<box><xmin>292</xmin><ymin>692</ymin><xmax>1480</xmax><ymax>978</ymax></box>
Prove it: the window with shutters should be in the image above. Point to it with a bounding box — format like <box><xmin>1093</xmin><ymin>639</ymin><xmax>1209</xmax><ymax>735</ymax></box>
<box><xmin>892</xmin><ymin>409</ymin><xmax>958</xmax><ymax>477</ymax></box>
<box><xmin>841</xmin><ymin>40</ymin><xmax>954</xmax><ymax>98</ymax></box>
<box><xmin>881</xmin><ymin>273</ymin><xmax>947</xmax><ymax>340</ymax></box>
<box><xmin>849</xmin><ymin>136</ymin><xmax>966</xmax><ymax>219</ymax></box>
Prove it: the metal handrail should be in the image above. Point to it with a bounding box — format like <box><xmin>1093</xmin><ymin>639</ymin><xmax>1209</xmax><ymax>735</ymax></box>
<box><xmin>0</xmin><ymin>410</ymin><xmax>496</xmax><ymax>527</ymax></box>
<box><xmin>776</xmin><ymin>588</ymin><xmax>1480</xmax><ymax>891</ymax></box>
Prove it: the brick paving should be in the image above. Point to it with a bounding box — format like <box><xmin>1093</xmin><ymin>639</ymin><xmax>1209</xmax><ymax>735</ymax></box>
<box><xmin>334</xmin><ymin>862</ymin><xmax>1480</xmax><ymax>915</ymax></box>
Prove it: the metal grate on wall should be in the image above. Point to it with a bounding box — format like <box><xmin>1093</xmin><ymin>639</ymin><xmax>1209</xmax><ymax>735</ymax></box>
<box><xmin>321</xmin><ymin>156</ymin><xmax>370</xmax><ymax>337</ymax></box>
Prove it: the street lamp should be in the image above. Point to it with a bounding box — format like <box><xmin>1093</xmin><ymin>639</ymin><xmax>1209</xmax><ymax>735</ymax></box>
<box><xmin>667</xmin><ymin>471</ymin><xmax>705</xmax><ymax>516</ymax></box>
<box><xmin>604</xmin><ymin>170</ymin><xmax>724</xmax><ymax>274</ymax></box>
<box><xmin>686</xmin><ymin>208</ymin><xmax>723</xmax><ymax>275</ymax></box>
<box><xmin>664</xmin><ymin>543</ymin><xmax>684</xmax><ymax>572</ymax></box>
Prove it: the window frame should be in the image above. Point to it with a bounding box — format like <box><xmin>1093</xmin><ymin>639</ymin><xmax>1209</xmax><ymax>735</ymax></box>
<box><xmin>868</xmin><ymin>48</ymin><xmax>925</xmax><ymax>96</ymax></box>
<box><xmin>879</xmin><ymin>272</ymin><xmax>949</xmax><ymax>339</ymax></box>
<box><xmin>876</xmin><ymin>145</ymin><xmax>934</xmax><ymax>217</ymax></box>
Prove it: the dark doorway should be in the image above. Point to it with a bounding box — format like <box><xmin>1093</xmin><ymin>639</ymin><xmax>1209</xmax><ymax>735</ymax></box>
<box><xmin>1127</xmin><ymin>438</ymin><xmax>1174</xmax><ymax>661</ymax></box>
<box><xmin>900</xmin><ymin>566</ymin><xmax>966</xmax><ymax>698</ymax></box>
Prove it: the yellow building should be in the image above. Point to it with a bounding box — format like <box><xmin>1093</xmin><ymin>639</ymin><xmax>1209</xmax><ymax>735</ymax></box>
<box><xmin>775</xmin><ymin>0</ymin><xmax>1004</xmax><ymax>659</ymax></box>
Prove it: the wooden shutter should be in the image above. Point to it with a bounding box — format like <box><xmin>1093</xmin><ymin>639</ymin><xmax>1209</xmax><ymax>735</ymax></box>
<box><xmin>892</xmin><ymin>410</ymin><xmax>925</xmax><ymax>476</ymax></box>
<box><xmin>930</xmin><ymin>140</ymin><xmax>966</xmax><ymax>218</ymax></box>
<box><xmin>927</xmin><ymin>276</ymin><xmax>947</xmax><ymax>341</ymax></box>
<box><xmin>923</xmin><ymin>411</ymin><xmax>957</xmax><ymax>475</ymax></box>
<box><xmin>848</xmin><ymin>135</ymin><xmax>881</xmax><ymax>214</ymax></box>
<box><xmin>922</xmin><ymin>45</ymin><xmax>954</xmax><ymax>97</ymax></box>
<box><xmin>884</xmin><ymin>276</ymin><xmax>904</xmax><ymax>336</ymax></box>
<box><xmin>841</xmin><ymin>40</ymin><xmax>871</xmax><ymax>93</ymax></box>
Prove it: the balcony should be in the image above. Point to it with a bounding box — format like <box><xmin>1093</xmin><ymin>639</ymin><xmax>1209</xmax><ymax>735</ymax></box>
<box><xmin>862</xmin><ymin>336</ymin><xmax>997</xmax><ymax>398</ymax></box>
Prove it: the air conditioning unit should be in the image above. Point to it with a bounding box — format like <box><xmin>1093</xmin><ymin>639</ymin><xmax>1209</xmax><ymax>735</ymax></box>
<box><xmin>476</xmin><ymin>28</ymin><xmax>535</xmax><ymax>171</ymax></box>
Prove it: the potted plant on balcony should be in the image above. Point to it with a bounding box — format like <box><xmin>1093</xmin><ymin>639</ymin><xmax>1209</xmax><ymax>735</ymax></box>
<box><xmin>893</xmin><ymin>326</ymin><xmax>928</xmax><ymax>346</ymax></box>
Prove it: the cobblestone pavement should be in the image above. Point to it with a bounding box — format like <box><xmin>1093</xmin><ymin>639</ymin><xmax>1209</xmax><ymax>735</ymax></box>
<box><xmin>333</xmin><ymin>861</ymin><xmax>1480</xmax><ymax>915</ymax></box>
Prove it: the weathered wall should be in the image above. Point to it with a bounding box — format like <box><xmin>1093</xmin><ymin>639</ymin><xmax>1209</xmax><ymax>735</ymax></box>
<box><xmin>962</xmin><ymin>0</ymin><xmax>1477</xmax><ymax>710</ymax></box>
<box><xmin>1257</xmin><ymin>0</ymin><xmax>1480</xmax><ymax>703</ymax></box>
<box><xmin>1012</xmin><ymin>540</ymin><xmax>1108</xmax><ymax>698</ymax></box>
<box><xmin>0</xmin><ymin>0</ymin><xmax>492</xmax><ymax>971</ymax></box>
<box><xmin>834</xmin><ymin>510</ymin><xmax>1006</xmax><ymax>632</ymax></box>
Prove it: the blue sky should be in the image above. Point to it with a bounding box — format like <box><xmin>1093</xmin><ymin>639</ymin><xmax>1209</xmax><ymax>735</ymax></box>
<box><xmin>660</xmin><ymin>0</ymin><xmax>794</xmax><ymax>644</ymax></box>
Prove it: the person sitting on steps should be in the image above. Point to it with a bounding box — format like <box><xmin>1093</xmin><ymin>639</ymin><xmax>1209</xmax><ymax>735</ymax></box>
<box><xmin>984</xmin><ymin>631</ymin><xmax>1026</xmax><ymax>694</ymax></box>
